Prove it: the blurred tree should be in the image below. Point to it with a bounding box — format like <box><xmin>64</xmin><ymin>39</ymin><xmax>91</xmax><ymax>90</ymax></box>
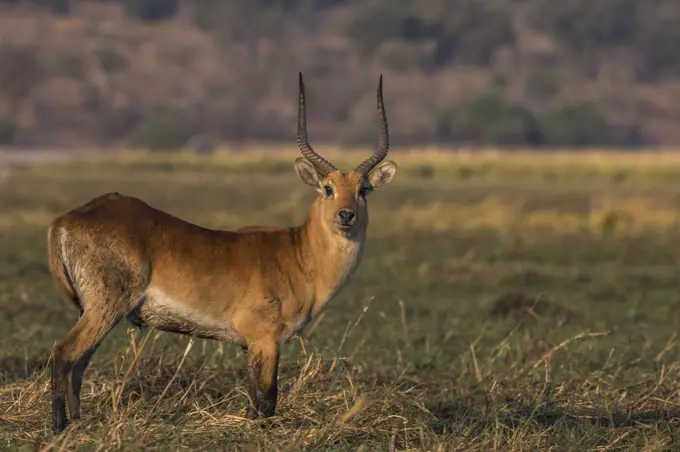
<box><xmin>0</xmin><ymin>43</ymin><xmax>43</xmax><ymax>120</ymax></box>
<box><xmin>453</xmin><ymin>92</ymin><xmax>543</xmax><ymax>146</ymax></box>
<box><xmin>347</xmin><ymin>0</ymin><xmax>514</xmax><ymax>66</ymax></box>
<box><xmin>345</xmin><ymin>0</ymin><xmax>419</xmax><ymax>56</ymax></box>
<box><xmin>0</xmin><ymin>117</ymin><xmax>16</xmax><ymax>145</ymax></box>
<box><xmin>35</xmin><ymin>0</ymin><xmax>71</xmax><ymax>15</ymax></box>
<box><xmin>532</xmin><ymin>0</ymin><xmax>637</xmax><ymax>52</ymax></box>
<box><xmin>634</xmin><ymin>1</ymin><xmax>680</xmax><ymax>79</ymax></box>
<box><xmin>526</xmin><ymin>69</ymin><xmax>560</xmax><ymax>102</ymax></box>
<box><xmin>132</xmin><ymin>115</ymin><xmax>191</xmax><ymax>151</ymax></box>
<box><xmin>125</xmin><ymin>0</ymin><xmax>179</xmax><ymax>22</ymax></box>
<box><xmin>539</xmin><ymin>103</ymin><xmax>609</xmax><ymax>147</ymax></box>
<box><xmin>429</xmin><ymin>0</ymin><xmax>515</xmax><ymax>66</ymax></box>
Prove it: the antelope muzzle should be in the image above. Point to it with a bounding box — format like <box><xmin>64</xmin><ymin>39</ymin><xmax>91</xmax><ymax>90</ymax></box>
<box><xmin>334</xmin><ymin>208</ymin><xmax>357</xmax><ymax>229</ymax></box>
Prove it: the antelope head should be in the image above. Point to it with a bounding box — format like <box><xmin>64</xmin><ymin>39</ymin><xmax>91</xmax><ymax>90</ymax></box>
<box><xmin>294</xmin><ymin>73</ymin><xmax>397</xmax><ymax>239</ymax></box>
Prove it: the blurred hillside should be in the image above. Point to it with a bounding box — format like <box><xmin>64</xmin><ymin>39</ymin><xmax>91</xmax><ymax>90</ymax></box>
<box><xmin>0</xmin><ymin>0</ymin><xmax>679</xmax><ymax>150</ymax></box>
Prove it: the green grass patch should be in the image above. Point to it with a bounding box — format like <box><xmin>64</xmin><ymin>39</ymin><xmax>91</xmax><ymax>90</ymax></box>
<box><xmin>1</xmin><ymin>152</ymin><xmax>680</xmax><ymax>450</ymax></box>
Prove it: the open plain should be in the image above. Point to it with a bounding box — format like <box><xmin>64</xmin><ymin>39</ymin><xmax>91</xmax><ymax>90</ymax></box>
<box><xmin>2</xmin><ymin>148</ymin><xmax>680</xmax><ymax>450</ymax></box>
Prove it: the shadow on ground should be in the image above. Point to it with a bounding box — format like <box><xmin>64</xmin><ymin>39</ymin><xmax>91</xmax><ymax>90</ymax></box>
<box><xmin>428</xmin><ymin>400</ymin><xmax>680</xmax><ymax>435</ymax></box>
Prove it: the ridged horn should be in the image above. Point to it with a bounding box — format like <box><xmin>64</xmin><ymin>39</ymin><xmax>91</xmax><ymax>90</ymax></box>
<box><xmin>297</xmin><ymin>72</ymin><xmax>337</xmax><ymax>175</ymax></box>
<box><xmin>355</xmin><ymin>74</ymin><xmax>389</xmax><ymax>175</ymax></box>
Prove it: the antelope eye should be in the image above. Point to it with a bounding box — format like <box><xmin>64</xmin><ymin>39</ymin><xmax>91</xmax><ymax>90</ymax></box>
<box><xmin>323</xmin><ymin>185</ymin><xmax>334</xmax><ymax>197</ymax></box>
<box><xmin>358</xmin><ymin>187</ymin><xmax>368</xmax><ymax>198</ymax></box>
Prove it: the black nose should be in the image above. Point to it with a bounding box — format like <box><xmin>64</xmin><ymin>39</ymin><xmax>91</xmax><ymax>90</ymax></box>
<box><xmin>336</xmin><ymin>209</ymin><xmax>356</xmax><ymax>224</ymax></box>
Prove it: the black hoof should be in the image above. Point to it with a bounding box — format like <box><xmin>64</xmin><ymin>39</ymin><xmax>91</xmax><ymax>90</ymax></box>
<box><xmin>246</xmin><ymin>406</ymin><xmax>276</xmax><ymax>421</ymax></box>
<box><xmin>53</xmin><ymin>418</ymin><xmax>70</xmax><ymax>436</ymax></box>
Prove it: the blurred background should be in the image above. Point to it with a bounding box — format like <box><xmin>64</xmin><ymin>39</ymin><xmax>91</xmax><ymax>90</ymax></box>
<box><xmin>0</xmin><ymin>0</ymin><xmax>676</xmax><ymax>151</ymax></box>
<box><xmin>5</xmin><ymin>1</ymin><xmax>680</xmax><ymax>450</ymax></box>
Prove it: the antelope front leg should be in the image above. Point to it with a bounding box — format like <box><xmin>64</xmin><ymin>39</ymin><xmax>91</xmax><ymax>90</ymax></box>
<box><xmin>245</xmin><ymin>339</ymin><xmax>280</xmax><ymax>419</ymax></box>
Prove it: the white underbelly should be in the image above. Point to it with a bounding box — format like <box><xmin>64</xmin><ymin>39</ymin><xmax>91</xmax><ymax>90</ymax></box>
<box><xmin>128</xmin><ymin>288</ymin><xmax>244</xmax><ymax>344</ymax></box>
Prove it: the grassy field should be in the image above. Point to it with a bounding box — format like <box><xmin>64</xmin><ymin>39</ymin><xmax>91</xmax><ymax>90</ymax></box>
<box><xmin>2</xmin><ymin>149</ymin><xmax>680</xmax><ymax>450</ymax></box>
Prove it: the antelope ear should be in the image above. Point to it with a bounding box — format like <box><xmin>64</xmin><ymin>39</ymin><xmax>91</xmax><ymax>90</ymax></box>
<box><xmin>366</xmin><ymin>160</ymin><xmax>397</xmax><ymax>189</ymax></box>
<box><xmin>294</xmin><ymin>157</ymin><xmax>323</xmax><ymax>188</ymax></box>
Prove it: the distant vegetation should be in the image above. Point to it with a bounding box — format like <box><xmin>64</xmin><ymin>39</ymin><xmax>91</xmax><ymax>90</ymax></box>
<box><xmin>0</xmin><ymin>0</ymin><xmax>679</xmax><ymax>149</ymax></box>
